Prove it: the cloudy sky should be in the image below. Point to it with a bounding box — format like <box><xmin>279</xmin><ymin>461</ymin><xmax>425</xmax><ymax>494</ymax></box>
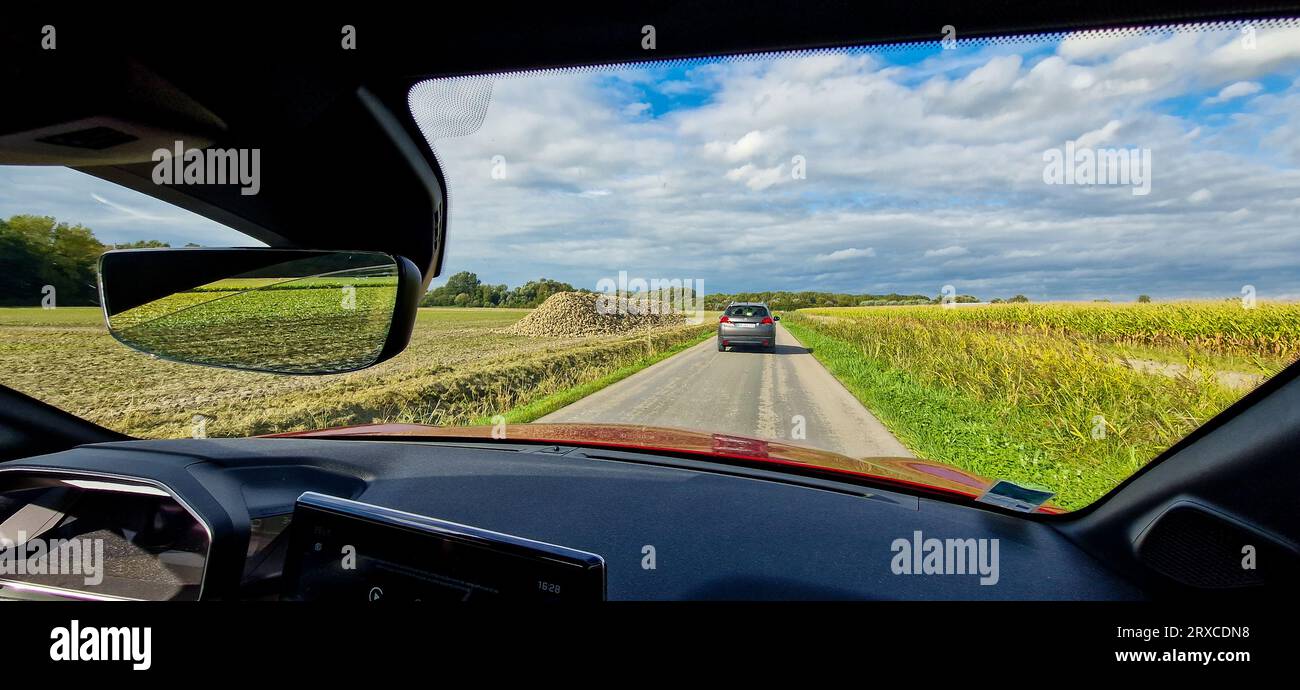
<box><xmin>5</xmin><ymin>23</ymin><xmax>1300</xmax><ymax>301</ymax></box>
<box><xmin>415</xmin><ymin>22</ymin><xmax>1300</xmax><ymax>301</ymax></box>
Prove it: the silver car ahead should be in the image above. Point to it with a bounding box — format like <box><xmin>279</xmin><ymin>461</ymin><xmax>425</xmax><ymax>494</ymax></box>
<box><xmin>718</xmin><ymin>302</ymin><xmax>778</xmax><ymax>352</ymax></box>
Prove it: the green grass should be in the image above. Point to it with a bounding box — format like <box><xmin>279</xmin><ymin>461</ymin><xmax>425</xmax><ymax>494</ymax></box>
<box><xmin>785</xmin><ymin>321</ymin><xmax>1090</xmax><ymax>492</ymax></box>
<box><xmin>0</xmin><ymin>306</ymin><xmax>104</xmax><ymax>327</ymax></box>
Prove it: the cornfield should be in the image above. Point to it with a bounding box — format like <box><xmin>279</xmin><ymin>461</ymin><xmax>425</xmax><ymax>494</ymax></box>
<box><xmin>801</xmin><ymin>302</ymin><xmax>1300</xmax><ymax>361</ymax></box>
<box><xmin>786</xmin><ymin>302</ymin><xmax>1300</xmax><ymax>508</ymax></box>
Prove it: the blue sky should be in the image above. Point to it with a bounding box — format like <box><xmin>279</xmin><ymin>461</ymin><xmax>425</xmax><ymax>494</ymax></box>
<box><xmin>7</xmin><ymin>23</ymin><xmax>1300</xmax><ymax>301</ymax></box>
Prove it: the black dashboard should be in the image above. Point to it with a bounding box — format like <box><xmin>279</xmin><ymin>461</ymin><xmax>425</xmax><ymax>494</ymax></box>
<box><xmin>0</xmin><ymin>437</ymin><xmax>1144</xmax><ymax>601</ymax></box>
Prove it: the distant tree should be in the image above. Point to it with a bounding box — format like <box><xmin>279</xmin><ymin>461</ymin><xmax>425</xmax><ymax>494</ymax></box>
<box><xmin>1137</xmin><ymin>294</ymin><xmax>1152</xmax><ymax>303</ymax></box>
<box><xmin>502</xmin><ymin>278</ymin><xmax>576</xmax><ymax>307</ymax></box>
<box><xmin>1007</xmin><ymin>294</ymin><xmax>1030</xmax><ymax>303</ymax></box>
<box><xmin>445</xmin><ymin>271</ymin><xmax>481</xmax><ymax>297</ymax></box>
<box><xmin>112</xmin><ymin>240</ymin><xmax>171</xmax><ymax>249</ymax></box>
<box><xmin>422</xmin><ymin>271</ymin><xmax>482</xmax><ymax>306</ymax></box>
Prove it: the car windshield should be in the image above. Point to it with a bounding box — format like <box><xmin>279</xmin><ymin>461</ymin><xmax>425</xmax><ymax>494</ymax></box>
<box><xmin>3</xmin><ymin>21</ymin><xmax>1300</xmax><ymax>511</ymax></box>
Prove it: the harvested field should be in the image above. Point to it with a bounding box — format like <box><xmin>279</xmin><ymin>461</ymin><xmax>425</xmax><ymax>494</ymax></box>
<box><xmin>0</xmin><ymin>306</ymin><xmax>711</xmax><ymax>438</ymax></box>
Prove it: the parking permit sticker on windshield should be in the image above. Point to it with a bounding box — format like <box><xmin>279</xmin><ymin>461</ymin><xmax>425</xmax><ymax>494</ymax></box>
<box><xmin>976</xmin><ymin>480</ymin><xmax>1055</xmax><ymax>512</ymax></box>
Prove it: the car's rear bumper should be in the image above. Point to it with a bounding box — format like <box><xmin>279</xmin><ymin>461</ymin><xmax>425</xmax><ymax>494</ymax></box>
<box><xmin>718</xmin><ymin>326</ymin><xmax>775</xmax><ymax>346</ymax></box>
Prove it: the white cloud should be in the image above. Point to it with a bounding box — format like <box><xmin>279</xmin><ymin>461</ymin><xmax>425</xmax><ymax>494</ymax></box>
<box><xmin>1057</xmin><ymin>31</ymin><xmax>1146</xmax><ymax>61</ymax></box>
<box><xmin>1204</xmin><ymin>25</ymin><xmax>1300</xmax><ymax>81</ymax></box>
<box><xmin>724</xmin><ymin>162</ymin><xmax>786</xmax><ymax>190</ymax></box>
<box><xmin>90</xmin><ymin>193</ymin><xmax>171</xmax><ymax>221</ymax></box>
<box><xmin>623</xmin><ymin>102</ymin><xmax>652</xmax><ymax>117</ymax></box>
<box><xmin>924</xmin><ymin>246</ymin><xmax>969</xmax><ymax>258</ymax></box>
<box><xmin>1074</xmin><ymin>120</ymin><xmax>1123</xmax><ymax>148</ymax></box>
<box><xmin>706</xmin><ymin>129</ymin><xmax>776</xmax><ymax>162</ymax></box>
<box><xmin>1205</xmin><ymin>81</ymin><xmax>1262</xmax><ymax>104</ymax></box>
<box><xmin>816</xmin><ymin>247</ymin><xmax>876</xmax><ymax>262</ymax></box>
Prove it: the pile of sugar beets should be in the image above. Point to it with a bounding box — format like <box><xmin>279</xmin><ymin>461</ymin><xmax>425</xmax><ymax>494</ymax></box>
<box><xmin>505</xmin><ymin>291</ymin><xmax>688</xmax><ymax>337</ymax></box>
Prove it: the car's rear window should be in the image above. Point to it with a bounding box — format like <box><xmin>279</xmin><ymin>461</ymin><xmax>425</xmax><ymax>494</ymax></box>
<box><xmin>725</xmin><ymin>306</ymin><xmax>769</xmax><ymax>318</ymax></box>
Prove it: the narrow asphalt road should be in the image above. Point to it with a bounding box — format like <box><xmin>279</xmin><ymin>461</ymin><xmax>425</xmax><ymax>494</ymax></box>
<box><xmin>538</xmin><ymin>324</ymin><xmax>913</xmax><ymax>459</ymax></box>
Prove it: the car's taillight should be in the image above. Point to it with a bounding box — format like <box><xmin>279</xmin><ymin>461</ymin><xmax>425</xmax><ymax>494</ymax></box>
<box><xmin>760</xmin><ymin>316</ymin><xmax>773</xmax><ymax>324</ymax></box>
<box><xmin>719</xmin><ymin>316</ymin><xmax>730</xmax><ymax>323</ymax></box>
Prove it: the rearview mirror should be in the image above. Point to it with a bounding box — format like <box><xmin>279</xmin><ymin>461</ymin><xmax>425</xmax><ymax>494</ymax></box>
<box><xmin>99</xmin><ymin>248</ymin><xmax>422</xmax><ymax>374</ymax></box>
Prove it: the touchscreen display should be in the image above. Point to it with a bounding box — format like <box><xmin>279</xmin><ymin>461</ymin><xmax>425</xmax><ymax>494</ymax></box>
<box><xmin>282</xmin><ymin>492</ymin><xmax>605</xmax><ymax>602</ymax></box>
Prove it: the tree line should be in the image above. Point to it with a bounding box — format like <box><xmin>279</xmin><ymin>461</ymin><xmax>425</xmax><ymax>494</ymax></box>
<box><xmin>420</xmin><ymin>271</ymin><xmax>587</xmax><ymax>308</ymax></box>
<box><xmin>704</xmin><ymin>291</ymin><xmax>936</xmax><ymax>310</ymax></box>
<box><xmin>0</xmin><ymin>215</ymin><xmax>179</xmax><ymax>307</ymax></box>
<box><xmin>419</xmin><ymin>276</ymin><xmax>1015</xmax><ymax>311</ymax></box>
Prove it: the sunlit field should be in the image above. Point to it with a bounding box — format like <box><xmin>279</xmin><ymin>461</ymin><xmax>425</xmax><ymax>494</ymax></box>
<box><xmin>787</xmin><ymin>301</ymin><xmax>1300</xmax><ymax>508</ymax></box>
